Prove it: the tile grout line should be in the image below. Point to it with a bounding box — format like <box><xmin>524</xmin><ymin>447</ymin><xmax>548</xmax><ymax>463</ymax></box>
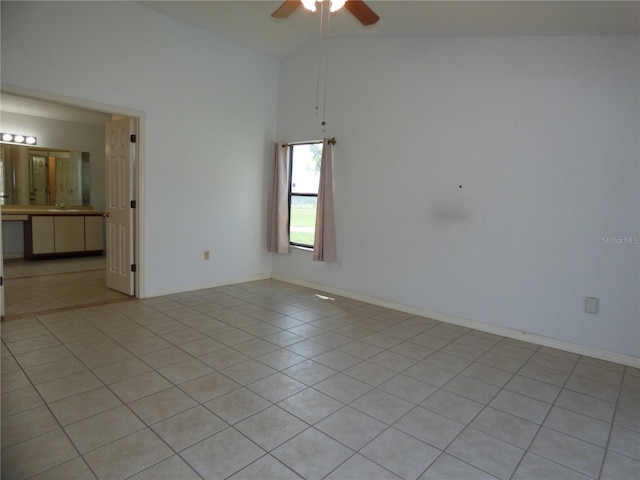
<box><xmin>0</xmin><ymin>336</ymin><xmax>101</xmax><ymax>480</ymax></box>
<box><xmin>595</xmin><ymin>365</ymin><xmax>627</xmax><ymax>480</ymax></box>
<box><xmin>37</xmin><ymin>298</ymin><xmax>212</xmax><ymax>479</ymax></box>
<box><xmin>415</xmin><ymin>340</ymin><xmax>538</xmax><ymax>480</ymax></box>
<box><xmin>2</xmin><ymin>280</ymin><xmax>637</xmax><ymax>480</ymax></box>
<box><xmin>502</xmin><ymin>348</ymin><xmax>613</xmax><ymax>477</ymax></box>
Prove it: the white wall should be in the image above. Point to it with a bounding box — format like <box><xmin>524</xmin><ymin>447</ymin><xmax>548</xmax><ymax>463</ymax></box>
<box><xmin>1</xmin><ymin>1</ymin><xmax>278</xmax><ymax>294</ymax></box>
<box><xmin>274</xmin><ymin>35</ymin><xmax>640</xmax><ymax>359</ymax></box>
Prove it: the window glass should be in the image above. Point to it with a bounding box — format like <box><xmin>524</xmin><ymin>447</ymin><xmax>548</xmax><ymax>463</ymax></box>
<box><xmin>291</xmin><ymin>144</ymin><xmax>321</xmax><ymax>194</ymax></box>
<box><xmin>290</xmin><ymin>195</ymin><xmax>317</xmax><ymax>246</ymax></box>
<box><xmin>289</xmin><ymin>142</ymin><xmax>322</xmax><ymax>247</ymax></box>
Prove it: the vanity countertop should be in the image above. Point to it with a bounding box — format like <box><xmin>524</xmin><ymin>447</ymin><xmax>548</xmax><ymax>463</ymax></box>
<box><xmin>1</xmin><ymin>206</ymin><xmax>105</xmax><ymax>218</ymax></box>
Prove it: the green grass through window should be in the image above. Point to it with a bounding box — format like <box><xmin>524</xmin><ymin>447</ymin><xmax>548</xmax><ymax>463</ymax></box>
<box><xmin>290</xmin><ymin>202</ymin><xmax>316</xmax><ymax>246</ymax></box>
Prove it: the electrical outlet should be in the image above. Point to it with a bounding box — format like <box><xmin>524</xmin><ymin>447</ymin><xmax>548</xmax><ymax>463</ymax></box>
<box><xmin>204</xmin><ymin>250</ymin><xmax>210</xmax><ymax>261</ymax></box>
<box><xmin>585</xmin><ymin>297</ymin><xmax>599</xmax><ymax>314</ymax></box>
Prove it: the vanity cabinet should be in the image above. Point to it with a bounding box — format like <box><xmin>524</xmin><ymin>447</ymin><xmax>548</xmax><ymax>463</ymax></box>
<box><xmin>84</xmin><ymin>216</ymin><xmax>105</xmax><ymax>251</ymax></box>
<box><xmin>24</xmin><ymin>213</ymin><xmax>104</xmax><ymax>259</ymax></box>
<box><xmin>54</xmin><ymin>216</ymin><xmax>86</xmax><ymax>253</ymax></box>
<box><xmin>31</xmin><ymin>217</ymin><xmax>55</xmax><ymax>254</ymax></box>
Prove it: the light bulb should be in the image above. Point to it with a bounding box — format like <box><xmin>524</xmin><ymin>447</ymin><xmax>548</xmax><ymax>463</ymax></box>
<box><xmin>2</xmin><ymin>133</ymin><xmax>13</xmax><ymax>142</ymax></box>
<box><xmin>330</xmin><ymin>0</ymin><xmax>346</xmax><ymax>12</ymax></box>
<box><xmin>301</xmin><ymin>0</ymin><xmax>317</xmax><ymax>12</ymax></box>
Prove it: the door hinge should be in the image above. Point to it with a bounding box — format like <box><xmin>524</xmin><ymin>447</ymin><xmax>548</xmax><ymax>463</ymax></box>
<box><xmin>0</xmin><ymin>276</ymin><xmax>3</xmax><ymax>287</ymax></box>
<box><xmin>131</xmin><ymin>264</ymin><xmax>137</xmax><ymax>272</ymax></box>
<box><xmin>130</xmin><ymin>134</ymin><xmax>137</xmax><ymax>143</ymax></box>
<box><xmin>131</xmin><ymin>200</ymin><xmax>136</xmax><ymax>209</ymax></box>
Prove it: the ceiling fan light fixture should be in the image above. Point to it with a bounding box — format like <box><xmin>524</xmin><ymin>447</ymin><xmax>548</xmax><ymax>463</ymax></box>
<box><xmin>301</xmin><ymin>0</ymin><xmax>317</xmax><ymax>13</ymax></box>
<box><xmin>272</xmin><ymin>0</ymin><xmax>376</xmax><ymax>24</ymax></box>
<box><xmin>330</xmin><ymin>0</ymin><xmax>347</xmax><ymax>13</ymax></box>
<box><xmin>301</xmin><ymin>0</ymin><xmax>347</xmax><ymax>14</ymax></box>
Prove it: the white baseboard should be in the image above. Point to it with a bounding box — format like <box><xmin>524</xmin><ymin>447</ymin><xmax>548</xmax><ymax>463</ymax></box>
<box><xmin>272</xmin><ymin>273</ymin><xmax>640</xmax><ymax>368</ymax></box>
<box><xmin>143</xmin><ymin>273</ymin><xmax>272</xmax><ymax>298</ymax></box>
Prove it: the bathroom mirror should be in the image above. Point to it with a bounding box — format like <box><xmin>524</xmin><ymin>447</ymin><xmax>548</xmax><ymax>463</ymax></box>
<box><xmin>0</xmin><ymin>144</ymin><xmax>90</xmax><ymax>206</ymax></box>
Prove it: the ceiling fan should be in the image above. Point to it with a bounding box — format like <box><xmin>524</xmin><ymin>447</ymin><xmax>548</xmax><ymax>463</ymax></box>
<box><xmin>271</xmin><ymin>0</ymin><xmax>380</xmax><ymax>26</ymax></box>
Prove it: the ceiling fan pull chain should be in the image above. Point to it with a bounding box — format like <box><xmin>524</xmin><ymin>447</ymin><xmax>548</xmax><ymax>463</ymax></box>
<box><xmin>315</xmin><ymin>0</ymin><xmax>325</xmax><ymax>118</ymax></box>
<box><xmin>321</xmin><ymin>5</ymin><xmax>331</xmax><ymax>128</ymax></box>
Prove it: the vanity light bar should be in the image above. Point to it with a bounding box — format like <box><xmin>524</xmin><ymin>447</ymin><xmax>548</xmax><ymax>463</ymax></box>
<box><xmin>1</xmin><ymin>132</ymin><xmax>37</xmax><ymax>145</ymax></box>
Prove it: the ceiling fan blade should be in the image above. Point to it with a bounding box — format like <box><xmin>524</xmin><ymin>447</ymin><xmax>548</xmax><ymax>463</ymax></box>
<box><xmin>271</xmin><ymin>0</ymin><xmax>301</xmax><ymax>19</ymax></box>
<box><xmin>344</xmin><ymin>0</ymin><xmax>380</xmax><ymax>26</ymax></box>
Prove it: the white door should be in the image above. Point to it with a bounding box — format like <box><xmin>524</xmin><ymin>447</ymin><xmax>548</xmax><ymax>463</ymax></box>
<box><xmin>105</xmin><ymin>118</ymin><xmax>136</xmax><ymax>295</ymax></box>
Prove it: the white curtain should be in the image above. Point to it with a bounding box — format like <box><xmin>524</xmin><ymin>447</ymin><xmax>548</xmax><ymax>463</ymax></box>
<box><xmin>267</xmin><ymin>143</ymin><xmax>289</xmax><ymax>253</ymax></box>
<box><xmin>313</xmin><ymin>138</ymin><xmax>337</xmax><ymax>262</ymax></box>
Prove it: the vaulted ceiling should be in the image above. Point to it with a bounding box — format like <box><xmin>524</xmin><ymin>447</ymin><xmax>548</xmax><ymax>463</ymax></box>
<box><xmin>143</xmin><ymin>1</ymin><xmax>640</xmax><ymax>59</ymax></box>
<box><xmin>2</xmin><ymin>1</ymin><xmax>638</xmax><ymax>122</ymax></box>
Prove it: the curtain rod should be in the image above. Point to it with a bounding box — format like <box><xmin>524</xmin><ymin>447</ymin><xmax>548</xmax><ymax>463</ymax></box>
<box><xmin>282</xmin><ymin>137</ymin><xmax>336</xmax><ymax>147</ymax></box>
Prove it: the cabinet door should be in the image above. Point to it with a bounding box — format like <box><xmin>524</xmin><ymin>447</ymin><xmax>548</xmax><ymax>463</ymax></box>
<box><xmin>54</xmin><ymin>216</ymin><xmax>85</xmax><ymax>253</ymax></box>
<box><xmin>32</xmin><ymin>217</ymin><xmax>55</xmax><ymax>254</ymax></box>
<box><xmin>85</xmin><ymin>216</ymin><xmax>104</xmax><ymax>251</ymax></box>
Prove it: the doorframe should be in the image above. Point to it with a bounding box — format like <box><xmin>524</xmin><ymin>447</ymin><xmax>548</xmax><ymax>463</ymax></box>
<box><xmin>0</xmin><ymin>83</ymin><xmax>146</xmax><ymax>300</ymax></box>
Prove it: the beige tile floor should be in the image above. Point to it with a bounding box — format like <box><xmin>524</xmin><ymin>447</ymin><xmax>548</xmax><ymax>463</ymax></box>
<box><xmin>3</xmin><ymin>257</ymin><xmax>132</xmax><ymax>317</ymax></box>
<box><xmin>1</xmin><ymin>279</ymin><xmax>639</xmax><ymax>480</ymax></box>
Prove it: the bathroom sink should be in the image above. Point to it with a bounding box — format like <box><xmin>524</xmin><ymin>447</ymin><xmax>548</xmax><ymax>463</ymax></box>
<box><xmin>44</xmin><ymin>209</ymin><xmax>85</xmax><ymax>213</ymax></box>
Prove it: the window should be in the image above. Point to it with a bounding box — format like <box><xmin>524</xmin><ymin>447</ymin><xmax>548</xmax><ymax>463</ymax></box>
<box><xmin>288</xmin><ymin>142</ymin><xmax>323</xmax><ymax>248</ymax></box>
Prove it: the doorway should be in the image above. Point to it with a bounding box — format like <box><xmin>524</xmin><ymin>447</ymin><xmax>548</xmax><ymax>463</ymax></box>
<box><xmin>0</xmin><ymin>89</ymin><xmax>144</xmax><ymax>318</ymax></box>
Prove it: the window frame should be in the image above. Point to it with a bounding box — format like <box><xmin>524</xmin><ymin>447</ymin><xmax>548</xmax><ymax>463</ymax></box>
<box><xmin>287</xmin><ymin>141</ymin><xmax>322</xmax><ymax>249</ymax></box>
